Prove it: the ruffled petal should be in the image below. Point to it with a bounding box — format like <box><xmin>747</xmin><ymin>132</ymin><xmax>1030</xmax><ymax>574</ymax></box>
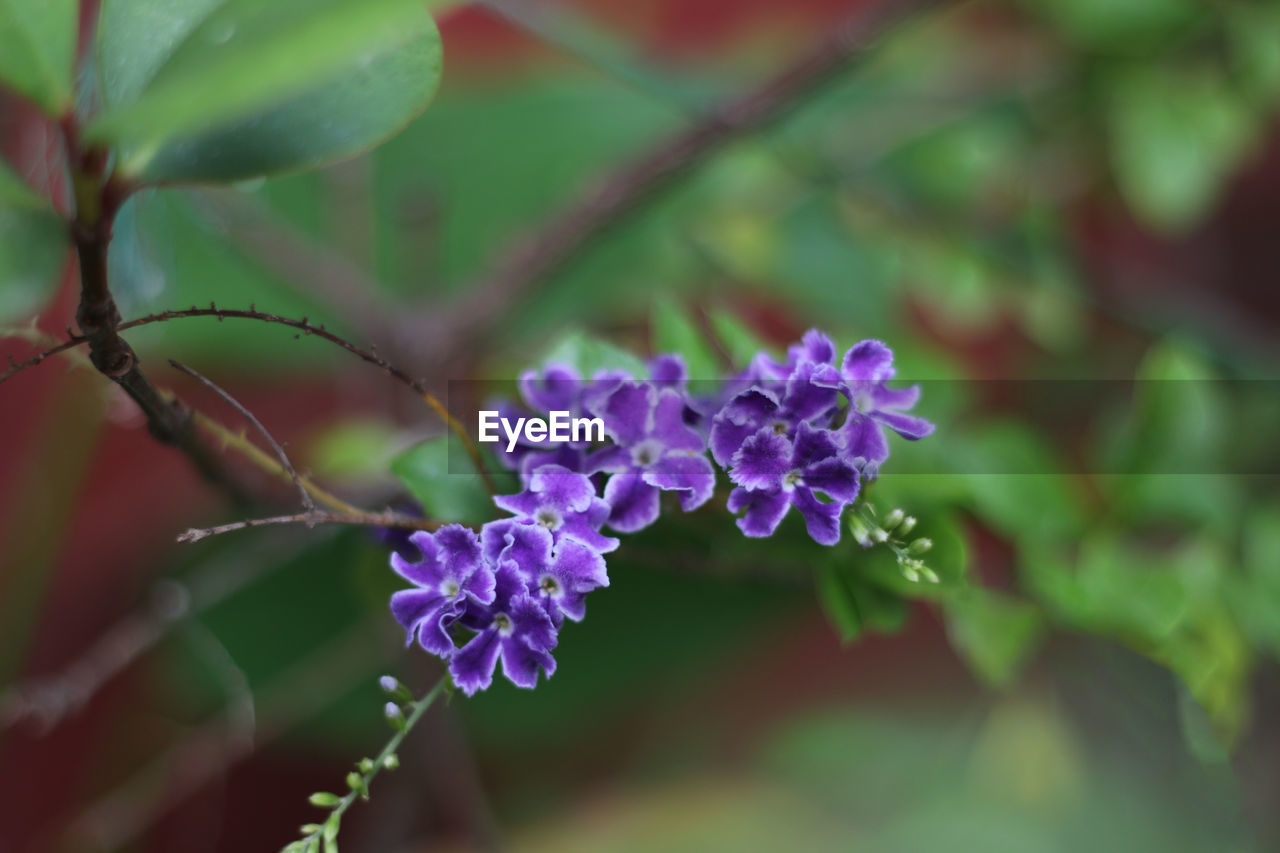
<box><xmin>801</xmin><ymin>457</ymin><xmax>860</xmax><ymax>503</ymax></box>
<box><xmin>792</xmin><ymin>487</ymin><xmax>843</xmax><ymax>546</ymax></box>
<box><xmin>643</xmin><ymin>451</ymin><xmax>716</xmax><ymax>511</ymax></box>
<box><xmin>602</xmin><ymin>468</ymin><xmax>662</xmax><ymax>532</ymax></box>
<box><xmin>840</xmin><ymin>339</ymin><xmax>895</xmax><ymax>383</ymax></box>
<box><xmin>727</xmin><ymin>486</ymin><xmax>791</xmax><ymax>538</ymax></box>
<box><xmin>450</xmin><ymin>629</ymin><xmax>501</xmax><ymax>696</ymax></box>
<box><xmin>729</xmin><ymin>430</ymin><xmax>791</xmax><ymax>491</ymax></box>
<box><xmin>870</xmin><ymin>409</ymin><xmax>934</xmax><ymax>440</ymax></box>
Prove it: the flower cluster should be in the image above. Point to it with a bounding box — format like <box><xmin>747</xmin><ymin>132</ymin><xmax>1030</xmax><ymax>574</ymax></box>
<box><xmin>389</xmin><ymin>330</ymin><xmax>932</xmax><ymax>694</ymax></box>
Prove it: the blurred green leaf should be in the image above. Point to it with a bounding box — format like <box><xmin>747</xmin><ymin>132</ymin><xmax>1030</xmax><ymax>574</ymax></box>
<box><xmin>1020</xmin><ymin>0</ymin><xmax>1202</xmax><ymax>51</ymax></box>
<box><xmin>541</xmin><ymin>330</ymin><xmax>648</xmax><ymax>378</ymax></box>
<box><xmin>0</xmin><ymin>161</ymin><xmax>68</xmax><ymax>322</ymax></box>
<box><xmin>1109</xmin><ymin>65</ymin><xmax>1259</xmax><ymax>231</ymax></box>
<box><xmin>944</xmin><ymin>588</ymin><xmax>1046</xmax><ymax>687</ymax></box>
<box><xmin>92</xmin><ymin>0</ymin><xmax>442</xmax><ymax>182</ymax></box>
<box><xmin>0</xmin><ymin>0</ymin><xmax>77</xmax><ymax>114</ymax></box>
<box><xmin>390</xmin><ymin>437</ymin><xmax>492</xmax><ymax>524</ymax></box>
<box><xmin>307</xmin><ymin>419</ymin><xmax>403</xmax><ymax>482</ymax></box>
<box><xmin>708</xmin><ymin>309</ymin><xmax>768</xmax><ymax>371</ymax></box>
<box><xmin>652</xmin><ymin>297</ymin><xmax>720</xmax><ymax>379</ymax></box>
<box><xmin>1228</xmin><ymin>2</ymin><xmax>1280</xmax><ymax>106</ymax></box>
<box><xmin>818</xmin><ymin>553</ymin><xmax>908</xmax><ymax>644</ymax></box>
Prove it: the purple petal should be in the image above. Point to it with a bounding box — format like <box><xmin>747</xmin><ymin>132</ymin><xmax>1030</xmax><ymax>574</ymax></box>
<box><xmin>389</xmin><ymin>531</ymin><xmax>442</xmax><ymax>587</ymax></box>
<box><xmin>500</xmin><ymin>636</ymin><xmax>557</xmax><ymax>688</ymax></box>
<box><xmin>809</xmin><ymin>362</ymin><xmax>844</xmax><ymax>390</ymax></box>
<box><xmin>651</xmin><ymin>388</ymin><xmax>704</xmax><ymax>453</ymax></box>
<box><xmin>391</xmin><ymin>591</ymin><xmax>459</xmax><ymax>656</ymax></box>
<box><xmin>602</xmin><ymin>468</ymin><xmax>662</xmax><ymax>533</ymax></box>
<box><xmin>648</xmin><ymin>353</ymin><xmax>688</xmax><ymax>387</ymax></box>
<box><xmin>450</xmin><ymin>629</ymin><xmax>501</xmax><ymax>696</ymax></box>
<box><xmin>643</xmin><ymin>451</ymin><xmax>716</xmax><ymax>511</ymax></box>
<box><xmin>840</xmin><ymin>413</ymin><xmax>890</xmax><ymax>464</ymax></box>
<box><xmin>801</xmin><ymin>457</ymin><xmax>860</xmax><ymax>503</ymax></box>
<box><xmin>509</xmin><ymin>593</ymin><xmax>559</xmax><ymax>650</ymax></box>
<box><xmin>729</xmin><ymin>430</ymin><xmax>792</xmax><ymax>491</ymax></box>
<box><xmin>433</xmin><ymin>525</ymin><xmax>483</xmax><ymax>580</ymax></box>
<box><xmin>460</xmin><ymin>565</ymin><xmax>496</xmax><ymax>605</ymax></box>
<box><xmin>500</xmin><ymin>523</ymin><xmax>554</xmax><ymax>578</ymax></box>
<box><xmin>727</xmin><ymin>486</ymin><xmax>791</xmax><ymax>538</ymax></box>
<box><xmin>782</xmin><ymin>361</ymin><xmax>838</xmax><ymax>422</ymax></box>
<box><xmin>585</xmin><ymin>444</ymin><xmax>631</xmax><ymax>475</ymax></box>
<box><xmin>596</xmin><ymin>381</ymin><xmax>655</xmax><ymax>447</ymax></box>
<box><xmin>841</xmin><ymin>340</ymin><xmax>896</xmax><ymax>383</ymax></box>
<box><xmin>871</xmin><ymin>383</ymin><xmax>921</xmax><ymax>411</ymax></box>
<box><xmin>708</xmin><ymin>388</ymin><xmax>779</xmax><ymax>466</ymax></box>
<box><xmin>870</xmin><ymin>409</ymin><xmax>935</xmax><ymax>440</ymax></box>
<box><xmin>539</xmin><ymin>539</ymin><xmax>608</xmax><ymax>621</ymax></box>
<box><xmin>480</xmin><ymin>518</ymin><xmax>516</xmax><ymax>566</ymax></box>
<box><xmin>788</xmin><ymin>329</ymin><xmax>836</xmax><ymax>365</ymax></box>
<box><xmin>559</xmin><ymin>514</ymin><xmax>620</xmax><ymax>554</ymax></box>
<box><xmin>790</xmin><ymin>421</ymin><xmax>841</xmax><ymax>469</ymax></box>
<box><xmin>519</xmin><ymin>364</ymin><xmax>581</xmax><ymax>413</ymax></box>
<box><xmin>792</xmin><ymin>487</ymin><xmax>843</xmax><ymax>546</ymax></box>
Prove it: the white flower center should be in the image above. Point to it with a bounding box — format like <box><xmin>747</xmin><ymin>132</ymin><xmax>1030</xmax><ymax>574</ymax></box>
<box><xmin>771</xmin><ymin>419</ymin><xmax>788</xmax><ymax>435</ymax></box>
<box><xmin>539</xmin><ymin>574</ymin><xmax>561</xmax><ymax>596</ymax></box>
<box><xmin>631</xmin><ymin>439</ymin><xmax>663</xmax><ymax>467</ymax></box>
<box><xmin>782</xmin><ymin>469</ymin><xmax>803</xmax><ymax>491</ymax></box>
<box><xmin>534</xmin><ymin>507</ymin><xmax>563</xmax><ymax>530</ymax></box>
<box><xmin>494</xmin><ymin>612</ymin><xmax>513</xmax><ymax>635</ymax></box>
<box><xmin>442</xmin><ymin>580</ymin><xmax>460</xmax><ymax>597</ymax></box>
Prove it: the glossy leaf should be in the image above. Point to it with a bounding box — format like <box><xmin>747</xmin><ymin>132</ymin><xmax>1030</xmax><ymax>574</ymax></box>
<box><xmin>92</xmin><ymin>0</ymin><xmax>443</xmax><ymax>182</ymax></box>
<box><xmin>0</xmin><ymin>0</ymin><xmax>77</xmax><ymax>114</ymax></box>
<box><xmin>390</xmin><ymin>437</ymin><xmax>493</xmax><ymax>524</ymax></box>
<box><xmin>0</xmin><ymin>161</ymin><xmax>68</xmax><ymax>322</ymax></box>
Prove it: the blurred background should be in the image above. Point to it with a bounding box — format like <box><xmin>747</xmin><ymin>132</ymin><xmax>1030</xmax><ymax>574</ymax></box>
<box><xmin>2</xmin><ymin>0</ymin><xmax>1279</xmax><ymax>850</ymax></box>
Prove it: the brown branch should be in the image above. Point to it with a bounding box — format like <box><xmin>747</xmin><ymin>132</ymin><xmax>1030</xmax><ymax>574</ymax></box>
<box><xmin>2</xmin><ymin>305</ymin><xmax>498</xmax><ymax>493</ymax></box>
<box><xmin>170</xmin><ymin>359</ymin><xmax>315</xmax><ymax>513</ymax></box>
<box><xmin>58</xmin><ymin>118</ymin><xmax>261</xmax><ymax>503</ymax></box>
<box><xmin>414</xmin><ymin>0</ymin><xmax>941</xmax><ymax>362</ymax></box>
<box><xmin>178</xmin><ymin>510</ymin><xmax>445</xmax><ymax>544</ymax></box>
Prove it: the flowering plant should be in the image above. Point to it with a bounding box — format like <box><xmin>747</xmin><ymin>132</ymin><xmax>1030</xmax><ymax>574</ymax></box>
<box><xmin>389</xmin><ymin>330</ymin><xmax>935</xmax><ymax>694</ymax></box>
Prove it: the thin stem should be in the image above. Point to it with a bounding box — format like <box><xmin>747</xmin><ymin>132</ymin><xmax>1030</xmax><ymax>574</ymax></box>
<box><xmin>178</xmin><ymin>510</ymin><xmax>444</xmax><ymax>544</ymax></box>
<box><xmin>188</xmin><ymin>410</ymin><xmax>366</xmax><ymax>515</ymax></box>
<box><xmin>171</xmin><ymin>360</ymin><xmax>315</xmax><ymax>512</ymax></box>
<box><xmin>290</xmin><ymin>677</ymin><xmax>449</xmax><ymax>853</ymax></box>
<box><xmin>1</xmin><ymin>306</ymin><xmax>497</xmax><ymax>495</ymax></box>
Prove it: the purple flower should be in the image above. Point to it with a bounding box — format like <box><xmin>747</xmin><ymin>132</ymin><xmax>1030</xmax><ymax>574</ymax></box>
<box><xmin>813</xmin><ymin>339</ymin><xmax>933</xmax><ymax>466</ymax></box>
<box><xmin>389</xmin><ymin>525</ymin><xmax>496</xmax><ymax>656</ymax></box>
<box><xmin>492</xmin><ymin>463</ymin><xmax>619</xmax><ymax>554</ymax></box>
<box><xmin>744</xmin><ymin>328</ymin><xmax>837</xmax><ymax>384</ymax></box>
<box><xmin>726</xmin><ymin>421</ymin><xmax>860</xmax><ymax>545</ymax></box>
<box><xmin>708</xmin><ymin>359</ymin><xmax>838</xmax><ymax>468</ymax></box>
<box><xmin>450</xmin><ymin>561</ymin><xmax>558</xmax><ymax>695</ymax></box>
<box><xmin>492</xmin><ymin>365</ymin><xmax>630</xmax><ymax>483</ymax></box>
<box><xmin>482</xmin><ymin>521</ymin><xmax>609</xmax><ymax>623</ymax></box>
<box><xmin>586</xmin><ymin>381</ymin><xmax>716</xmax><ymax>532</ymax></box>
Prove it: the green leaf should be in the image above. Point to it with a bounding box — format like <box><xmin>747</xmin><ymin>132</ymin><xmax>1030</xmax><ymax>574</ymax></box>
<box><xmin>651</xmin><ymin>297</ymin><xmax>720</xmax><ymax>380</ymax></box>
<box><xmin>390</xmin><ymin>437</ymin><xmax>493</xmax><ymax>524</ymax></box>
<box><xmin>816</xmin><ymin>559</ymin><xmax>862</xmax><ymax>644</ymax></box>
<box><xmin>708</xmin><ymin>309</ymin><xmax>768</xmax><ymax>371</ymax></box>
<box><xmin>0</xmin><ymin>161</ymin><xmax>68</xmax><ymax>322</ymax></box>
<box><xmin>540</xmin><ymin>330</ymin><xmax>648</xmax><ymax>378</ymax></box>
<box><xmin>0</xmin><ymin>0</ymin><xmax>77</xmax><ymax>114</ymax></box>
<box><xmin>944</xmin><ymin>588</ymin><xmax>1046</xmax><ymax>687</ymax></box>
<box><xmin>91</xmin><ymin>0</ymin><xmax>443</xmax><ymax>182</ymax></box>
<box><xmin>1109</xmin><ymin>65</ymin><xmax>1259</xmax><ymax>231</ymax></box>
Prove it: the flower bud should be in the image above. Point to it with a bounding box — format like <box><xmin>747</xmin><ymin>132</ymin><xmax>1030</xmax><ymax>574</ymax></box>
<box><xmin>898</xmin><ymin>516</ymin><xmax>917</xmax><ymax>535</ymax></box>
<box><xmin>884</xmin><ymin>508</ymin><xmax>904</xmax><ymax>530</ymax></box>
<box><xmin>309</xmin><ymin>792</ymin><xmax>341</xmax><ymax>808</ymax></box>
<box><xmin>384</xmin><ymin>702</ymin><xmax>406</xmax><ymax>731</ymax></box>
<box><xmin>383</xmin><ymin>753</ymin><xmax>400</xmax><ymax>770</ymax></box>
<box><xmin>908</xmin><ymin>537</ymin><xmax>932</xmax><ymax>555</ymax></box>
<box><xmin>871</xmin><ymin>528</ymin><xmax>889</xmax><ymax>544</ymax></box>
<box><xmin>848</xmin><ymin>516</ymin><xmax>873</xmax><ymax>548</ymax></box>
